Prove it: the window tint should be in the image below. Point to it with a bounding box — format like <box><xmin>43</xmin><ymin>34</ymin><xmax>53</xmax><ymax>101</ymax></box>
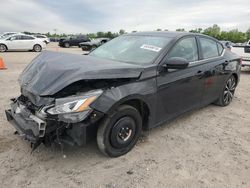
<box><xmin>217</xmin><ymin>42</ymin><xmax>224</xmax><ymax>55</ymax></box>
<box><xmin>167</xmin><ymin>37</ymin><xmax>198</xmax><ymax>62</ymax></box>
<box><xmin>36</xmin><ymin>36</ymin><xmax>45</xmax><ymax>38</ymax></box>
<box><xmin>78</xmin><ymin>35</ymin><xmax>88</xmax><ymax>40</ymax></box>
<box><xmin>200</xmin><ymin>38</ymin><xmax>219</xmax><ymax>59</ymax></box>
<box><xmin>9</xmin><ymin>35</ymin><xmax>22</xmax><ymax>40</ymax></box>
<box><xmin>21</xmin><ymin>35</ymin><xmax>34</xmax><ymax>40</ymax></box>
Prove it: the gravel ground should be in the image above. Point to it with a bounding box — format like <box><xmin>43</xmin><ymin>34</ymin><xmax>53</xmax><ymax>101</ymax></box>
<box><xmin>0</xmin><ymin>43</ymin><xmax>250</xmax><ymax>188</ymax></box>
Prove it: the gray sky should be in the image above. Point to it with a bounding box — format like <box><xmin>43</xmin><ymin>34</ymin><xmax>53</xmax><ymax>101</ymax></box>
<box><xmin>1</xmin><ymin>0</ymin><xmax>250</xmax><ymax>34</ymax></box>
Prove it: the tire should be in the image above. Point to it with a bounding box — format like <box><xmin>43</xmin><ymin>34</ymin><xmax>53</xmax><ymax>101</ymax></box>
<box><xmin>64</xmin><ymin>43</ymin><xmax>70</xmax><ymax>48</ymax></box>
<box><xmin>87</xmin><ymin>46</ymin><xmax>92</xmax><ymax>51</ymax></box>
<box><xmin>0</xmin><ymin>44</ymin><xmax>7</xmax><ymax>52</ymax></box>
<box><xmin>97</xmin><ymin>105</ymin><xmax>142</xmax><ymax>157</ymax></box>
<box><xmin>215</xmin><ymin>75</ymin><xmax>237</xmax><ymax>106</ymax></box>
<box><xmin>92</xmin><ymin>45</ymin><xmax>98</xmax><ymax>50</ymax></box>
<box><xmin>33</xmin><ymin>44</ymin><xmax>42</xmax><ymax>52</ymax></box>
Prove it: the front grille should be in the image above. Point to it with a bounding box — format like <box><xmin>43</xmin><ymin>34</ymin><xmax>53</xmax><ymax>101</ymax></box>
<box><xmin>18</xmin><ymin>95</ymin><xmax>38</xmax><ymax>113</ymax></box>
<box><xmin>18</xmin><ymin>95</ymin><xmax>29</xmax><ymax>103</ymax></box>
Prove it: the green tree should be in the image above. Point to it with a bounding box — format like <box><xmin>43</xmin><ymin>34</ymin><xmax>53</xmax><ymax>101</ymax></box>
<box><xmin>176</xmin><ymin>28</ymin><xmax>185</xmax><ymax>32</ymax></box>
<box><xmin>246</xmin><ymin>28</ymin><xmax>250</xmax><ymax>40</ymax></box>
<box><xmin>87</xmin><ymin>33</ymin><xmax>96</xmax><ymax>39</ymax></box>
<box><xmin>189</xmin><ymin>28</ymin><xmax>202</xmax><ymax>33</ymax></box>
<box><xmin>227</xmin><ymin>29</ymin><xmax>246</xmax><ymax>43</ymax></box>
<box><xmin>203</xmin><ymin>24</ymin><xmax>220</xmax><ymax>38</ymax></box>
<box><xmin>97</xmin><ymin>31</ymin><xmax>105</xmax><ymax>38</ymax></box>
<box><xmin>119</xmin><ymin>29</ymin><xmax>125</xmax><ymax>35</ymax></box>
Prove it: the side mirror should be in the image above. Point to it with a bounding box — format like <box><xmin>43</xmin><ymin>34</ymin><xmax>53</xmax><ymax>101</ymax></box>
<box><xmin>162</xmin><ymin>57</ymin><xmax>189</xmax><ymax>69</ymax></box>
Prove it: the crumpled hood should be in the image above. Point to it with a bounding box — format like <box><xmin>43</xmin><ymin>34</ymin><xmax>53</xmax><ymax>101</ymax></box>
<box><xmin>19</xmin><ymin>51</ymin><xmax>144</xmax><ymax>96</ymax></box>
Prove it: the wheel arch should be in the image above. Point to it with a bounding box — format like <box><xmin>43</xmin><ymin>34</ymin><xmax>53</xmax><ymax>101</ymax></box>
<box><xmin>33</xmin><ymin>43</ymin><xmax>42</xmax><ymax>48</ymax></box>
<box><xmin>232</xmin><ymin>73</ymin><xmax>239</xmax><ymax>85</ymax></box>
<box><xmin>106</xmin><ymin>95</ymin><xmax>151</xmax><ymax>129</ymax></box>
<box><xmin>0</xmin><ymin>43</ymin><xmax>8</xmax><ymax>50</ymax></box>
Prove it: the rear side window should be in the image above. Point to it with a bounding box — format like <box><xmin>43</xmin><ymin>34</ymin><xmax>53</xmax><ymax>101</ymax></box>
<box><xmin>200</xmin><ymin>38</ymin><xmax>219</xmax><ymax>59</ymax></box>
<box><xmin>36</xmin><ymin>36</ymin><xmax>45</xmax><ymax>38</ymax></box>
<box><xmin>21</xmin><ymin>36</ymin><xmax>34</xmax><ymax>40</ymax></box>
<box><xmin>167</xmin><ymin>37</ymin><xmax>198</xmax><ymax>62</ymax></box>
<box><xmin>217</xmin><ymin>42</ymin><xmax>224</xmax><ymax>55</ymax></box>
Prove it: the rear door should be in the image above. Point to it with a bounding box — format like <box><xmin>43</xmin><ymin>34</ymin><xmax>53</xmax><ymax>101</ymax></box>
<box><xmin>197</xmin><ymin>37</ymin><xmax>227</xmax><ymax>105</ymax></box>
<box><xmin>20</xmin><ymin>35</ymin><xmax>35</xmax><ymax>49</ymax></box>
<box><xmin>156</xmin><ymin>36</ymin><xmax>205</xmax><ymax>124</ymax></box>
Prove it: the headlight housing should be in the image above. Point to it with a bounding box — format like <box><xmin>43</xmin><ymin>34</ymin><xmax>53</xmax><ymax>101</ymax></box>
<box><xmin>45</xmin><ymin>90</ymin><xmax>102</xmax><ymax>123</ymax></box>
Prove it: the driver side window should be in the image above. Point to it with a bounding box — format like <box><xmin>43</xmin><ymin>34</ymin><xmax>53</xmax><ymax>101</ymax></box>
<box><xmin>167</xmin><ymin>37</ymin><xmax>198</xmax><ymax>62</ymax></box>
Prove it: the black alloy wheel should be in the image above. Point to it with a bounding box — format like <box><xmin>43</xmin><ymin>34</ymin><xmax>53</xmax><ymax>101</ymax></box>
<box><xmin>215</xmin><ymin>75</ymin><xmax>237</xmax><ymax>106</ymax></box>
<box><xmin>223</xmin><ymin>76</ymin><xmax>236</xmax><ymax>105</ymax></box>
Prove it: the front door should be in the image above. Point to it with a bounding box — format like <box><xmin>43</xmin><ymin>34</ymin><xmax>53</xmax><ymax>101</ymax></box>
<box><xmin>6</xmin><ymin>35</ymin><xmax>24</xmax><ymax>50</ymax></box>
<box><xmin>156</xmin><ymin>37</ymin><xmax>205</xmax><ymax>125</ymax></box>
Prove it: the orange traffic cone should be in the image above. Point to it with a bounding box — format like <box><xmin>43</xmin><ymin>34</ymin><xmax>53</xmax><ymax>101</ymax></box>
<box><xmin>0</xmin><ymin>57</ymin><xmax>7</xmax><ymax>70</ymax></box>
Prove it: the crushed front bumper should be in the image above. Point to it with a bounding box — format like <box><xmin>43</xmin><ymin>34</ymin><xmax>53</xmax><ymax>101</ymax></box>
<box><xmin>5</xmin><ymin>99</ymin><xmax>104</xmax><ymax>148</ymax></box>
<box><xmin>5</xmin><ymin>101</ymin><xmax>46</xmax><ymax>143</ymax></box>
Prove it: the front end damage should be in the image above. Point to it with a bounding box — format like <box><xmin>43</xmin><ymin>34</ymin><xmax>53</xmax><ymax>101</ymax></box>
<box><xmin>5</xmin><ymin>51</ymin><xmax>143</xmax><ymax>151</ymax></box>
<box><xmin>5</xmin><ymin>90</ymin><xmax>104</xmax><ymax>150</ymax></box>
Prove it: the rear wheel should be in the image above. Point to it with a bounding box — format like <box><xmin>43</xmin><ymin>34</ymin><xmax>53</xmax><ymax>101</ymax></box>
<box><xmin>33</xmin><ymin>44</ymin><xmax>42</xmax><ymax>52</ymax></box>
<box><xmin>0</xmin><ymin>44</ymin><xmax>7</xmax><ymax>52</ymax></box>
<box><xmin>97</xmin><ymin>105</ymin><xmax>142</xmax><ymax>157</ymax></box>
<box><xmin>215</xmin><ymin>75</ymin><xmax>237</xmax><ymax>106</ymax></box>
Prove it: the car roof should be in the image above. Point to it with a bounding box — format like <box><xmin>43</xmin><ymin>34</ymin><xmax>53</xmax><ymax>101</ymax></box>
<box><xmin>125</xmin><ymin>31</ymin><xmax>211</xmax><ymax>39</ymax></box>
<box><xmin>7</xmin><ymin>33</ymin><xmax>35</xmax><ymax>37</ymax></box>
<box><xmin>3</xmin><ymin>32</ymin><xmax>19</xmax><ymax>34</ymax></box>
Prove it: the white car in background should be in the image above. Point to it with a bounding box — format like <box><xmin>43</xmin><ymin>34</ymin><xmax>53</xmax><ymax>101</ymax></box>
<box><xmin>34</xmin><ymin>34</ymin><xmax>50</xmax><ymax>44</ymax></box>
<box><xmin>0</xmin><ymin>34</ymin><xmax>46</xmax><ymax>52</ymax></box>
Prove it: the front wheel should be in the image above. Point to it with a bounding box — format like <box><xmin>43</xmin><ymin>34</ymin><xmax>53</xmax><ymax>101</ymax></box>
<box><xmin>215</xmin><ymin>75</ymin><xmax>237</xmax><ymax>106</ymax></box>
<box><xmin>97</xmin><ymin>105</ymin><xmax>142</xmax><ymax>157</ymax></box>
<box><xmin>0</xmin><ymin>44</ymin><xmax>7</xmax><ymax>52</ymax></box>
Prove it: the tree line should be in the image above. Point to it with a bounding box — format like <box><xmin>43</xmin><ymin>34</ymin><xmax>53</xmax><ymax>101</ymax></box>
<box><xmin>23</xmin><ymin>25</ymin><xmax>250</xmax><ymax>43</ymax></box>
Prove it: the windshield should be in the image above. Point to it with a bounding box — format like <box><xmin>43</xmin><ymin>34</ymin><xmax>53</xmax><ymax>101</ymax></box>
<box><xmin>0</xmin><ymin>35</ymin><xmax>12</xmax><ymax>40</ymax></box>
<box><xmin>89</xmin><ymin>35</ymin><xmax>172</xmax><ymax>64</ymax></box>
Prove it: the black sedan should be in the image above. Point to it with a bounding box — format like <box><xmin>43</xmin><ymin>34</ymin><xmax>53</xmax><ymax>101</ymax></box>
<box><xmin>58</xmin><ymin>35</ymin><xmax>90</xmax><ymax>48</ymax></box>
<box><xmin>5</xmin><ymin>32</ymin><xmax>241</xmax><ymax>157</ymax></box>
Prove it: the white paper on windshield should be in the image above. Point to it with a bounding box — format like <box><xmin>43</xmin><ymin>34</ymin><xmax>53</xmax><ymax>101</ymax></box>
<box><xmin>140</xmin><ymin>44</ymin><xmax>162</xmax><ymax>52</ymax></box>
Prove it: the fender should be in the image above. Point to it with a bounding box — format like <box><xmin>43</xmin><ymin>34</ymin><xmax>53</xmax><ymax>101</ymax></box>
<box><xmin>91</xmin><ymin>77</ymin><xmax>158</xmax><ymax>128</ymax></box>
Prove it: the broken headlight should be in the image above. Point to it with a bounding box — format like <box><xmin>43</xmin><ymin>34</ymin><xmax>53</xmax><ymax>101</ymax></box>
<box><xmin>45</xmin><ymin>90</ymin><xmax>103</xmax><ymax>123</ymax></box>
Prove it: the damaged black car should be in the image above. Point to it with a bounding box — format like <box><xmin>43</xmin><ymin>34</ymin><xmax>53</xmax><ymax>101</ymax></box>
<box><xmin>5</xmin><ymin>32</ymin><xmax>241</xmax><ymax>157</ymax></box>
